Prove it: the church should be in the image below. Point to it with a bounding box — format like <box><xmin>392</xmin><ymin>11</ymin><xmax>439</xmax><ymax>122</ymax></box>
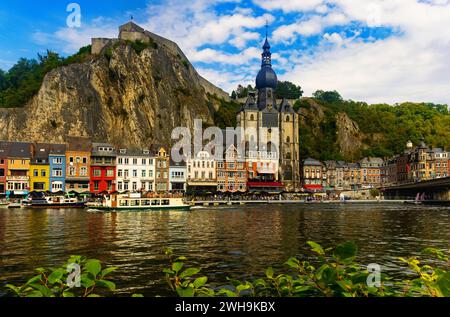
<box><xmin>236</xmin><ymin>32</ymin><xmax>301</xmax><ymax>192</ymax></box>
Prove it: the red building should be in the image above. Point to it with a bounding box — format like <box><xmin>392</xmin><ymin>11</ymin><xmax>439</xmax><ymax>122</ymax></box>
<box><xmin>90</xmin><ymin>143</ymin><xmax>117</xmax><ymax>194</ymax></box>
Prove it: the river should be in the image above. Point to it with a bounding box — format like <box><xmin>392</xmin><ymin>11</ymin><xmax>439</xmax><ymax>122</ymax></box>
<box><xmin>0</xmin><ymin>203</ymin><xmax>448</xmax><ymax>296</ymax></box>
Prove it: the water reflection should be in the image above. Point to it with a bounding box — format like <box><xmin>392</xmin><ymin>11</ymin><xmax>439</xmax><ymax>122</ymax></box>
<box><xmin>0</xmin><ymin>204</ymin><xmax>448</xmax><ymax>296</ymax></box>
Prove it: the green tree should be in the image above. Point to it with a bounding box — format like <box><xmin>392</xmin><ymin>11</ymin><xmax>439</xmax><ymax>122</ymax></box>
<box><xmin>276</xmin><ymin>81</ymin><xmax>303</xmax><ymax>99</ymax></box>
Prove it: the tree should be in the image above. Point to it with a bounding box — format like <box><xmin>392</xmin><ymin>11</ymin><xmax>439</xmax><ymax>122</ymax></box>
<box><xmin>230</xmin><ymin>90</ymin><xmax>237</xmax><ymax>100</ymax></box>
<box><xmin>275</xmin><ymin>81</ymin><xmax>303</xmax><ymax>99</ymax></box>
<box><xmin>313</xmin><ymin>90</ymin><xmax>343</xmax><ymax>104</ymax></box>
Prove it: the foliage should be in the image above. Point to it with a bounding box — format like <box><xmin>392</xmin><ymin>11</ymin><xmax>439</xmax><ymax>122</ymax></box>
<box><xmin>276</xmin><ymin>81</ymin><xmax>303</xmax><ymax>100</ymax></box>
<box><xmin>5</xmin><ymin>256</ymin><xmax>119</xmax><ymax>297</ymax></box>
<box><xmin>231</xmin><ymin>84</ymin><xmax>254</xmax><ymax>99</ymax></box>
<box><xmin>213</xmin><ymin>97</ymin><xmax>242</xmax><ymax>129</ymax></box>
<box><xmin>0</xmin><ymin>46</ymin><xmax>92</xmax><ymax>108</ymax></box>
<box><xmin>126</xmin><ymin>39</ymin><xmax>158</xmax><ymax>55</ymax></box>
<box><xmin>163</xmin><ymin>241</ymin><xmax>449</xmax><ymax>298</ymax></box>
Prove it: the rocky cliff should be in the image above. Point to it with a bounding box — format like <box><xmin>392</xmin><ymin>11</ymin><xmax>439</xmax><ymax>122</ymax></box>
<box><xmin>0</xmin><ymin>40</ymin><xmax>228</xmax><ymax>148</ymax></box>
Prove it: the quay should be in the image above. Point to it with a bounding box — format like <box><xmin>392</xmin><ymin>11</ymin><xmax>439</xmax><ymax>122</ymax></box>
<box><xmin>191</xmin><ymin>199</ymin><xmax>413</xmax><ymax>206</ymax></box>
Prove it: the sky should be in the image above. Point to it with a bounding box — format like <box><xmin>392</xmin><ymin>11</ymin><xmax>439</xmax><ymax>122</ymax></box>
<box><xmin>1</xmin><ymin>0</ymin><xmax>450</xmax><ymax>105</ymax></box>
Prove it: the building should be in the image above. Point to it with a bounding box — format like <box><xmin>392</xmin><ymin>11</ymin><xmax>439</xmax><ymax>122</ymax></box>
<box><xmin>236</xmin><ymin>32</ymin><xmax>300</xmax><ymax>192</ymax></box>
<box><xmin>169</xmin><ymin>159</ymin><xmax>187</xmax><ymax>192</ymax></box>
<box><xmin>433</xmin><ymin>148</ymin><xmax>448</xmax><ymax>178</ymax></box>
<box><xmin>90</xmin><ymin>143</ymin><xmax>117</xmax><ymax>194</ymax></box>
<box><xmin>186</xmin><ymin>151</ymin><xmax>217</xmax><ymax>193</ymax></box>
<box><xmin>217</xmin><ymin>145</ymin><xmax>248</xmax><ymax>193</ymax></box>
<box><xmin>65</xmin><ymin>137</ymin><xmax>91</xmax><ymax>193</ymax></box>
<box><xmin>116</xmin><ymin>148</ymin><xmax>155</xmax><ymax>193</ymax></box>
<box><xmin>152</xmin><ymin>145</ymin><xmax>170</xmax><ymax>193</ymax></box>
<box><xmin>343</xmin><ymin>163</ymin><xmax>362</xmax><ymax>190</ymax></box>
<box><xmin>381</xmin><ymin>156</ymin><xmax>398</xmax><ymax>186</ymax></box>
<box><xmin>246</xmin><ymin>150</ymin><xmax>283</xmax><ymax>193</ymax></box>
<box><xmin>0</xmin><ymin>143</ymin><xmax>7</xmax><ymax>195</ymax></box>
<box><xmin>359</xmin><ymin>157</ymin><xmax>383</xmax><ymax>188</ymax></box>
<box><xmin>5</xmin><ymin>142</ymin><xmax>31</xmax><ymax>198</ymax></box>
<box><xmin>49</xmin><ymin>144</ymin><xmax>67</xmax><ymax>193</ymax></box>
<box><xmin>301</xmin><ymin>158</ymin><xmax>326</xmax><ymax>192</ymax></box>
<box><xmin>29</xmin><ymin>143</ymin><xmax>51</xmax><ymax>192</ymax></box>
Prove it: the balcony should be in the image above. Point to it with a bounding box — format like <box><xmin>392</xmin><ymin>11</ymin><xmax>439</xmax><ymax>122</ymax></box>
<box><xmin>7</xmin><ymin>176</ymin><xmax>29</xmax><ymax>181</ymax></box>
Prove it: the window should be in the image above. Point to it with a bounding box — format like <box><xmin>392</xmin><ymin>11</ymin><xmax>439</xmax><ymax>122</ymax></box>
<box><xmin>286</xmin><ymin>136</ymin><xmax>291</xmax><ymax>143</ymax></box>
<box><xmin>118</xmin><ymin>158</ymin><xmax>123</xmax><ymax>164</ymax></box>
<box><xmin>142</xmin><ymin>159</ymin><xmax>147</xmax><ymax>165</ymax></box>
<box><xmin>69</xmin><ymin>167</ymin><xmax>76</xmax><ymax>176</ymax></box>
<box><xmin>34</xmin><ymin>169</ymin><xmax>38</xmax><ymax>177</ymax></box>
<box><xmin>83</xmin><ymin>157</ymin><xmax>87</xmax><ymax>164</ymax></box>
<box><xmin>52</xmin><ymin>182</ymin><xmax>63</xmax><ymax>191</ymax></box>
<box><xmin>80</xmin><ymin>167</ymin><xmax>87</xmax><ymax>176</ymax></box>
<box><xmin>76</xmin><ymin>157</ymin><xmax>81</xmax><ymax>163</ymax></box>
<box><xmin>41</xmin><ymin>170</ymin><xmax>46</xmax><ymax>177</ymax></box>
<box><xmin>118</xmin><ymin>182</ymin><xmax>123</xmax><ymax>191</ymax></box>
<box><xmin>52</xmin><ymin>158</ymin><xmax>63</xmax><ymax>164</ymax></box>
<box><xmin>93</xmin><ymin>169</ymin><xmax>101</xmax><ymax>177</ymax></box>
<box><xmin>124</xmin><ymin>170</ymin><xmax>129</xmax><ymax>178</ymax></box>
<box><xmin>124</xmin><ymin>158</ymin><xmax>129</xmax><ymax>165</ymax></box>
<box><xmin>118</xmin><ymin>169</ymin><xmax>123</xmax><ymax>177</ymax></box>
<box><xmin>142</xmin><ymin>170</ymin><xmax>146</xmax><ymax>178</ymax></box>
<box><xmin>209</xmin><ymin>172</ymin><xmax>213</xmax><ymax>179</ymax></box>
<box><xmin>250</xmin><ymin>114</ymin><xmax>255</xmax><ymax>121</ymax></box>
<box><xmin>286</xmin><ymin>115</ymin><xmax>290</xmax><ymax>122</ymax></box>
<box><xmin>133</xmin><ymin>159</ymin><xmax>138</xmax><ymax>165</ymax></box>
<box><xmin>149</xmin><ymin>170</ymin><xmax>153</xmax><ymax>178</ymax></box>
<box><xmin>124</xmin><ymin>182</ymin><xmax>129</xmax><ymax>191</ymax></box>
<box><xmin>106</xmin><ymin>170</ymin><xmax>114</xmax><ymax>177</ymax></box>
<box><xmin>52</xmin><ymin>169</ymin><xmax>63</xmax><ymax>177</ymax></box>
<box><xmin>69</xmin><ymin>157</ymin><xmax>74</xmax><ymax>163</ymax></box>
<box><xmin>133</xmin><ymin>170</ymin><xmax>138</xmax><ymax>177</ymax></box>
<box><xmin>107</xmin><ymin>181</ymin><xmax>112</xmax><ymax>191</ymax></box>
<box><xmin>163</xmin><ymin>172</ymin><xmax>168</xmax><ymax>179</ymax></box>
<box><xmin>0</xmin><ymin>168</ymin><xmax>4</xmax><ymax>177</ymax></box>
<box><xmin>132</xmin><ymin>182</ymin><xmax>137</xmax><ymax>191</ymax></box>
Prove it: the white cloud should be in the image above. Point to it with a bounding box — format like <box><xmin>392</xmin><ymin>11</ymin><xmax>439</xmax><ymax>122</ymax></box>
<box><xmin>253</xmin><ymin>0</ymin><xmax>325</xmax><ymax>12</ymax></box>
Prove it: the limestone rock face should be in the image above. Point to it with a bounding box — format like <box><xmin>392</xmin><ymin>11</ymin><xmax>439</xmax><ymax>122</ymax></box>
<box><xmin>0</xmin><ymin>42</ymin><xmax>224</xmax><ymax>148</ymax></box>
<box><xmin>335</xmin><ymin>112</ymin><xmax>365</xmax><ymax>158</ymax></box>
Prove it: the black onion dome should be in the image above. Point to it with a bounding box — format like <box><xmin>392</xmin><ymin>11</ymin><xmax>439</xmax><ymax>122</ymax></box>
<box><xmin>256</xmin><ymin>67</ymin><xmax>278</xmax><ymax>89</ymax></box>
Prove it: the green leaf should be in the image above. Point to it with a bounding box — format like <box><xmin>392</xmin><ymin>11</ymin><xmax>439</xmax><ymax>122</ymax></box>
<box><xmin>217</xmin><ymin>289</ymin><xmax>237</xmax><ymax>297</ymax></box>
<box><xmin>294</xmin><ymin>285</ymin><xmax>313</xmax><ymax>293</ymax></box>
<box><xmin>96</xmin><ymin>279</ymin><xmax>116</xmax><ymax>291</ymax></box>
<box><xmin>68</xmin><ymin>255</ymin><xmax>84</xmax><ymax>264</ymax></box>
<box><xmin>266</xmin><ymin>267</ymin><xmax>274</xmax><ymax>279</ymax></box>
<box><xmin>172</xmin><ymin>262</ymin><xmax>184</xmax><ymax>274</ymax></box>
<box><xmin>176</xmin><ymin>287</ymin><xmax>195</xmax><ymax>297</ymax></box>
<box><xmin>47</xmin><ymin>268</ymin><xmax>65</xmax><ymax>284</ymax></box>
<box><xmin>26</xmin><ymin>274</ymin><xmax>42</xmax><ymax>286</ymax></box>
<box><xmin>62</xmin><ymin>291</ymin><xmax>75</xmax><ymax>297</ymax></box>
<box><xmin>176</xmin><ymin>256</ymin><xmax>188</xmax><ymax>261</ymax></box>
<box><xmin>307</xmin><ymin>241</ymin><xmax>325</xmax><ymax>256</ymax></box>
<box><xmin>193</xmin><ymin>277</ymin><xmax>208</xmax><ymax>288</ymax></box>
<box><xmin>5</xmin><ymin>284</ymin><xmax>21</xmax><ymax>295</ymax></box>
<box><xmin>180</xmin><ymin>268</ymin><xmax>201</xmax><ymax>279</ymax></box>
<box><xmin>437</xmin><ymin>271</ymin><xmax>450</xmax><ymax>297</ymax></box>
<box><xmin>333</xmin><ymin>241</ymin><xmax>358</xmax><ymax>263</ymax></box>
<box><xmin>163</xmin><ymin>268</ymin><xmax>175</xmax><ymax>275</ymax></box>
<box><xmin>85</xmin><ymin>259</ymin><xmax>102</xmax><ymax>278</ymax></box>
<box><xmin>236</xmin><ymin>284</ymin><xmax>251</xmax><ymax>293</ymax></box>
<box><xmin>29</xmin><ymin>283</ymin><xmax>54</xmax><ymax>297</ymax></box>
<box><xmin>132</xmin><ymin>293</ymin><xmax>144</xmax><ymax>297</ymax></box>
<box><xmin>26</xmin><ymin>290</ymin><xmax>44</xmax><ymax>297</ymax></box>
<box><xmin>100</xmin><ymin>267</ymin><xmax>117</xmax><ymax>278</ymax></box>
<box><xmin>285</xmin><ymin>258</ymin><xmax>300</xmax><ymax>269</ymax></box>
<box><xmin>87</xmin><ymin>294</ymin><xmax>101</xmax><ymax>297</ymax></box>
<box><xmin>81</xmin><ymin>274</ymin><xmax>95</xmax><ymax>288</ymax></box>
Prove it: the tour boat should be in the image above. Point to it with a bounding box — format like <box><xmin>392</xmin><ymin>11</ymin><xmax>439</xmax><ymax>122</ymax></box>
<box><xmin>29</xmin><ymin>194</ymin><xmax>86</xmax><ymax>209</ymax></box>
<box><xmin>89</xmin><ymin>193</ymin><xmax>191</xmax><ymax>212</ymax></box>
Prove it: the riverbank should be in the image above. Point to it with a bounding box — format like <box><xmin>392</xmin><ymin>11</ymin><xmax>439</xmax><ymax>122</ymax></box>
<box><xmin>191</xmin><ymin>199</ymin><xmax>415</xmax><ymax>206</ymax></box>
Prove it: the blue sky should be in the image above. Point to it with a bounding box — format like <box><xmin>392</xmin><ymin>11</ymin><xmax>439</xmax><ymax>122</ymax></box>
<box><xmin>1</xmin><ymin>0</ymin><xmax>450</xmax><ymax>105</ymax></box>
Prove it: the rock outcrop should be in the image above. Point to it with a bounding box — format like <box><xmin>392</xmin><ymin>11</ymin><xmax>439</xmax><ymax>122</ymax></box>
<box><xmin>0</xmin><ymin>40</ymin><xmax>227</xmax><ymax>148</ymax></box>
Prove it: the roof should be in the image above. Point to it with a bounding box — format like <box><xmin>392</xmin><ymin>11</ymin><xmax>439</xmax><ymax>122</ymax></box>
<box><xmin>170</xmin><ymin>157</ymin><xmax>187</xmax><ymax>167</ymax></box>
<box><xmin>119</xmin><ymin>21</ymin><xmax>145</xmax><ymax>34</ymax></box>
<box><xmin>117</xmin><ymin>148</ymin><xmax>153</xmax><ymax>157</ymax></box>
<box><xmin>92</xmin><ymin>143</ymin><xmax>116</xmax><ymax>157</ymax></box>
<box><xmin>66</xmin><ymin>136</ymin><xmax>92</xmax><ymax>152</ymax></box>
<box><xmin>48</xmin><ymin>144</ymin><xmax>66</xmax><ymax>155</ymax></box>
<box><xmin>1</xmin><ymin>141</ymin><xmax>32</xmax><ymax>158</ymax></box>
<box><xmin>279</xmin><ymin>98</ymin><xmax>294</xmax><ymax>113</ymax></box>
<box><xmin>302</xmin><ymin>158</ymin><xmax>323</xmax><ymax>166</ymax></box>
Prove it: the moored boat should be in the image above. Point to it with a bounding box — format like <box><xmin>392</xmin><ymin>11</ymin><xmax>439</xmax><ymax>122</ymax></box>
<box><xmin>90</xmin><ymin>193</ymin><xmax>190</xmax><ymax>211</ymax></box>
<box><xmin>29</xmin><ymin>194</ymin><xmax>86</xmax><ymax>209</ymax></box>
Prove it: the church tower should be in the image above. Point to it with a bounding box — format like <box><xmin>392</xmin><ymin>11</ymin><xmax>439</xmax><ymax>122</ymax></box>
<box><xmin>237</xmin><ymin>28</ymin><xmax>301</xmax><ymax>192</ymax></box>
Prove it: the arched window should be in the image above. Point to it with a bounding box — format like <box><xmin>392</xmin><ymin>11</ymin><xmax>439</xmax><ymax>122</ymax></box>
<box><xmin>286</xmin><ymin>152</ymin><xmax>291</xmax><ymax>160</ymax></box>
<box><xmin>250</xmin><ymin>114</ymin><xmax>255</xmax><ymax>121</ymax></box>
<box><xmin>286</xmin><ymin>136</ymin><xmax>291</xmax><ymax>143</ymax></box>
<box><xmin>286</xmin><ymin>115</ymin><xmax>290</xmax><ymax>122</ymax></box>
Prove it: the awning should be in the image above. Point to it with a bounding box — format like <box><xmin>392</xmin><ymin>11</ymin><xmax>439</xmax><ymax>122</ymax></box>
<box><xmin>248</xmin><ymin>182</ymin><xmax>285</xmax><ymax>188</ymax></box>
<box><xmin>303</xmin><ymin>185</ymin><xmax>324</xmax><ymax>190</ymax></box>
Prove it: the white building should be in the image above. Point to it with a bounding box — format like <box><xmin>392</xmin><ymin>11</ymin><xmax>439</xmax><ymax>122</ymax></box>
<box><xmin>186</xmin><ymin>151</ymin><xmax>217</xmax><ymax>192</ymax></box>
<box><xmin>169</xmin><ymin>159</ymin><xmax>187</xmax><ymax>192</ymax></box>
<box><xmin>116</xmin><ymin>148</ymin><xmax>155</xmax><ymax>193</ymax></box>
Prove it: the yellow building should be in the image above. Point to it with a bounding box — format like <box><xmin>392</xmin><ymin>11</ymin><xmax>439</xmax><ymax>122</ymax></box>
<box><xmin>29</xmin><ymin>143</ymin><xmax>52</xmax><ymax>191</ymax></box>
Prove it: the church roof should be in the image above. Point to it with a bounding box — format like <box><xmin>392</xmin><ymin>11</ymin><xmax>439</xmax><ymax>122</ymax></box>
<box><xmin>279</xmin><ymin>98</ymin><xmax>294</xmax><ymax>113</ymax></box>
<box><xmin>256</xmin><ymin>66</ymin><xmax>278</xmax><ymax>90</ymax></box>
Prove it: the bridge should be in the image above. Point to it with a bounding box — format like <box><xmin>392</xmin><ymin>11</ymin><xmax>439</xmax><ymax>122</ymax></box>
<box><xmin>381</xmin><ymin>177</ymin><xmax>450</xmax><ymax>202</ymax></box>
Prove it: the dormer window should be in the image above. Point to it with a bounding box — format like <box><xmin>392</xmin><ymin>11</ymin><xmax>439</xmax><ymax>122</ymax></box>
<box><xmin>120</xmin><ymin>149</ymin><xmax>126</xmax><ymax>154</ymax></box>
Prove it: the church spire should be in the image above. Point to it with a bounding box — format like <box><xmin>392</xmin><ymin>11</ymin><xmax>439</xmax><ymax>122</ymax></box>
<box><xmin>262</xmin><ymin>21</ymin><xmax>272</xmax><ymax>67</ymax></box>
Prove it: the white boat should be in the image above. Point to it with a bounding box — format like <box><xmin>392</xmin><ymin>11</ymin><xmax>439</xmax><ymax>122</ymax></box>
<box><xmin>90</xmin><ymin>193</ymin><xmax>191</xmax><ymax>212</ymax></box>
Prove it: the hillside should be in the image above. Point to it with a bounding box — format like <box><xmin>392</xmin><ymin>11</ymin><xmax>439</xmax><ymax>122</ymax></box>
<box><xmin>0</xmin><ymin>37</ymin><xmax>227</xmax><ymax>147</ymax></box>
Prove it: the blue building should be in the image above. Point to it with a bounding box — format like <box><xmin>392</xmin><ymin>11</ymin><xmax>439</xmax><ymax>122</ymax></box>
<box><xmin>49</xmin><ymin>144</ymin><xmax>67</xmax><ymax>193</ymax></box>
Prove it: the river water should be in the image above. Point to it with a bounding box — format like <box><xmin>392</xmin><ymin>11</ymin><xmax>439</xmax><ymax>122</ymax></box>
<box><xmin>0</xmin><ymin>203</ymin><xmax>448</xmax><ymax>296</ymax></box>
